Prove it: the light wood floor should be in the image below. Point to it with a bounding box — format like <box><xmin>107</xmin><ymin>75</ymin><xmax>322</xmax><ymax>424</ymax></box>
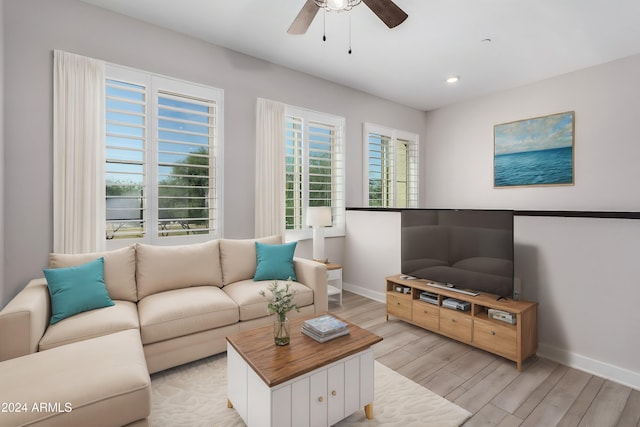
<box><xmin>328</xmin><ymin>291</ymin><xmax>640</xmax><ymax>427</ymax></box>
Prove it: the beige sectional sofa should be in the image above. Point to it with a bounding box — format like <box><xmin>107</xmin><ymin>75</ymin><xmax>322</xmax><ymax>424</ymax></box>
<box><xmin>0</xmin><ymin>235</ymin><xmax>328</xmax><ymax>426</ymax></box>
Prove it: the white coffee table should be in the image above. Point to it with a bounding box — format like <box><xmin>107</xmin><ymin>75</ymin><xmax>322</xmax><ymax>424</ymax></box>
<box><xmin>226</xmin><ymin>314</ymin><xmax>383</xmax><ymax>427</ymax></box>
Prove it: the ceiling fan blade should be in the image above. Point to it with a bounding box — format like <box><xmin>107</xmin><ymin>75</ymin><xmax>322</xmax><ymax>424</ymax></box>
<box><xmin>362</xmin><ymin>0</ymin><xmax>408</xmax><ymax>29</ymax></box>
<box><xmin>287</xmin><ymin>0</ymin><xmax>320</xmax><ymax>35</ymax></box>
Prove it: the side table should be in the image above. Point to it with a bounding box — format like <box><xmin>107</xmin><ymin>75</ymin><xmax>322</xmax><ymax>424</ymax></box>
<box><xmin>326</xmin><ymin>263</ymin><xmax>342</xmax><ymax>306</ymax></box>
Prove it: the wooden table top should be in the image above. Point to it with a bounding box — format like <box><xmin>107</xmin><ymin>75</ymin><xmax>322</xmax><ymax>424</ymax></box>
<box><xmin>226</xmin><ymin>313</ymin><xmax>382</xmax><ymax>387</ymax></box>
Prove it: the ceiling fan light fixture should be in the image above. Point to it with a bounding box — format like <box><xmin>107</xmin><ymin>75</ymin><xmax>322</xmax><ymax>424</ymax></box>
<box><xmin>288</xmin><ymin>0</ymin><xmax>407</xmax><ymax>35</ymax></box>
<box><xmin>315</xmin><ymin>0</ymin><xmax>362</xmax><ymax>12</ymax></box>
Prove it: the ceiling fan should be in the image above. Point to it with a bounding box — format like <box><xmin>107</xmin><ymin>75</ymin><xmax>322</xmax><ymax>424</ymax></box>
<box><xmin>288</xmin><ymin>0</ymin><xmax>408</xmax><ymax>35</ymax></box>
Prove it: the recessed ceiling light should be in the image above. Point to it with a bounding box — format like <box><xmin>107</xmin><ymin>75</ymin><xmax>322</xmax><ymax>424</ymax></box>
<box><xmin>446</xmin><ymin>76</ymin><xmax>460</xmax><ymax>84</ymax></box>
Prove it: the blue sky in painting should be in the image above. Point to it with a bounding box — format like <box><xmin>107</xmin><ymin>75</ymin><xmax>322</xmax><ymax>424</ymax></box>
<box><xmin>494</xmin><ymin>112</ymin><xmax>573</xmax><ymax>156</ymax></box>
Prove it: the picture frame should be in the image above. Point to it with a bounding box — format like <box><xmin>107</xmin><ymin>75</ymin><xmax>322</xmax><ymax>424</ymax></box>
<box><xmin>494</xmin><ymin>111</ymin><xmax>575</xmax><ymax>188</ymax></box>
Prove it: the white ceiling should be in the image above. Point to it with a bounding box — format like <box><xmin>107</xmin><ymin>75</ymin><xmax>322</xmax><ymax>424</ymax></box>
<box><xmin>80</xmin><ymin>0</ymin><xmax>640</xmax><ymax>111</ymax></box>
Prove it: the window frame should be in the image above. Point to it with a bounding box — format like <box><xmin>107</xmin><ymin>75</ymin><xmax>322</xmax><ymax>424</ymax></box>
<box><xmin>363</xmin><ymin>122</ymin><xmax>419</xmax><ymax>208</ymax></box>
<box><xmin>284</xmin><ymin>105</ymin><xmax>346</xmax><ymax>242</ymax></box>
<box><xmin>105</xmin><ymin>64</ymin><xmax>224</xmax><ymax>249</ymax></box>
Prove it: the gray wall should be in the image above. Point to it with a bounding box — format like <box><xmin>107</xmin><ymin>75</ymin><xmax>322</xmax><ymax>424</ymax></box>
<box><xmin>0</xmin><ymin>0</ymin><xmax>5</xmax><ymax>306</ymax></box>
<box><xmin>424</xmin><ymin>54</ymin><xmax>640</xmax><ymax>389</ymax></box>
<box><xmin>424</xmin><ymin>54</ymin><xmax>640</xmax><ymax>212</ymax></box>
<box><xmin>1</xmin><ymin>0</ymin><xmax>427</xmax><ymax>307</ymax></box>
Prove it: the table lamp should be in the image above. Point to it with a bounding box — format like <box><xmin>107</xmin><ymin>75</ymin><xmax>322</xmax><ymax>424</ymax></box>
<box><xmin>307</xmin><ymin>206</ymin><xmax>332</xmax><ymax>263</ymax></box>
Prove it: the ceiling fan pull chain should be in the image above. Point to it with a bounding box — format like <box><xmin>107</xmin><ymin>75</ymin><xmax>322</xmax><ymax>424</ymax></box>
<box><xmin>348</xmin><ymin>13</ymin><xmax>352</xmax><ymax>54</ymax></box>
<box><xmin>323</xmin><ymin>10</ymin><xmax>327</xmax><ymax>41</ymax></box>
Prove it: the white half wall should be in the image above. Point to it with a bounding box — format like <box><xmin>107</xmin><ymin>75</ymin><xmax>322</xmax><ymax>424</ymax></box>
<box><xmin>343</xmin><ymin>210</ymin><xmax>401</xmax><ymax>302</ymax></box>
<box><xmin>515</xmin><ymin>215</ymin><xmax>640</xmax><ymax>390</ymax></box>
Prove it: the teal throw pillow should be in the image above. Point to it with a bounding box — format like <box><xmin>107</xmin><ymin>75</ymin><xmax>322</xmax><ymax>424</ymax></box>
<box><xmin>254</xmin><ymin>241</ymin><xmax>297</xmax><ymax>281</ymax></box>
<box><xmin>43</xmin><ymin>257</ymin><xmax>114</xmax><ymax>325</ymax></box>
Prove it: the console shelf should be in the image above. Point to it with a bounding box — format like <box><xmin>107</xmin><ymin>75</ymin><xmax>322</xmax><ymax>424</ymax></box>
<box><xmin>386</xmin><ymin>274</ymin><xmax>538</xmax><ymax>371</ymax></box>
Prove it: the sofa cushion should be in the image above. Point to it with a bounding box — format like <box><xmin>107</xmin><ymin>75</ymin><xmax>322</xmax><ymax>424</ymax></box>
<box><xmin>43</xmin><ymin>257</ymin><xmax>115</xmax><ymax>324</ymax></box>
<box><xmin>220</xmin><ymin>235</ymin><xmax>281</xmax><ymax>285</ymax></box>
<box><xmin>136</xmin><ymin>239</ymin><xmax>223</xmax><ymax>299</ymax></box>
<box><xmin>223</xmin><ymin>279</ymin><xmax>314</xmax><ymax>321</ymax></box>
<box><xmin>138</xmin><ymin>286</ymin><xmax>239</xmax><ymax>345</ymax></box>
<box><xmin>0</xmin><ymin>329</ymin><xmax>150</xmax><ymax>427</ymax></box>
<box><xmin>254</xmin><ymin>241</ymin><xmax>297</xmax><ymax>281</ymax></box>
<box><xmin>49</xmin><ymin>245</ymin><xmax>137</xmax><ymax>302</ymax></box>
<box><xmin>39</xmin><ymin>300</ymin><xmax>139</xmax><ymax>351</ymax></box>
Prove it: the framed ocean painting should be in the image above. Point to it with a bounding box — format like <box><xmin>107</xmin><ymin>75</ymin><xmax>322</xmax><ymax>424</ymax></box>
<box><xmin>494</xmin><ymin>111</ymin><xmax>574</xmax><ymax>188</ymax></box>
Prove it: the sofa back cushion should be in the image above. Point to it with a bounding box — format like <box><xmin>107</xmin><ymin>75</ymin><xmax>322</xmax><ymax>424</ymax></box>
<box><xmin>219</xmin><ymin>235</ymin><xmax>281</xmax><ymax>285</ymax></box>
<box><xmin>136</xmin><ymin>240</ymin><xmax>223</xmax><ymax>299</ymax></box>
<box><xmin>49</xmin><ymin>245</ymin><xmax>137</xmax><ymax>302</ymax></box>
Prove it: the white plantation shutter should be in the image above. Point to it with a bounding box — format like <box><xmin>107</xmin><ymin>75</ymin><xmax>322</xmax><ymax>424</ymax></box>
<box><xmin>156</xmin><ymin>91</ymin><xmax>217</xmax><ymax>237</ymax></box>
<box><xmin>308</xmin><ymin>120</ymin><xmax>335</xmax><ymax>207</ymax></box>
<box><xmin>367</xmin><ymin>132</ymin><xmax>392</xmax><ymax>207</ymax></box>
<box><xmin>105</xmin><ymin>65</ymin><xmax>223</xmax><ymax>247</ymax></box>
<box><xmin>285</xmin><ymin>107</ymin><xmax>345</xmax><ymax>238</ymax></box>
<box><xmin>105</xmin><ymin>78</ymin><xmax>146</xmax><ymax>239</ymax></box>
<box><xmin>396</xmin><ymin>136</ymin><xmax>419</xmax><ymax>208</ymax></box>
<box><xmin>364</xmin><ymin>123</ymin><xmax>418</xmax><ymax>208</ymax></box>
<box><xmin>285</xmin><ymin>115</ymin><xmax>304</xmax><ymax>231</ymax></box>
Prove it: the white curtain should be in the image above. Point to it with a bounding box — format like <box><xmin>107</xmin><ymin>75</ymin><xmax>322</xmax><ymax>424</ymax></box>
<box><xmin>255</xmin><ymin>98</ymin><xmax>285</xmax><ymax>238</ymax></box>
<box><xmin>53</xmin><ymin>50</ymin><xmax>106</xmax><ymax>253</ymax></box>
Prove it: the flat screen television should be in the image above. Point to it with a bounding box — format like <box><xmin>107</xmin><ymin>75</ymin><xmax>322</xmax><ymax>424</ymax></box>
<box><xmin>401</xmin><ymin>209</ymin><xmax>514</xmax><ymax>298</ymax></box>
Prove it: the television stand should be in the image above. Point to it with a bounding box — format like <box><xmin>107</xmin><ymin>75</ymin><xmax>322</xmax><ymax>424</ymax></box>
<box><xmin>386</xmin><ymin>274</ymin><xmax>537</xmax><ymax>371</ymax></box>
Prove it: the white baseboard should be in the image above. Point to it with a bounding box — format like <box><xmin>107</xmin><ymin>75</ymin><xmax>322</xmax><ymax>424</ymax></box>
<box><xmin>538</xmin><ymin>342</ymin><xmax>640</xmax><ymax>391</ymax></box>
<box><xmin>343</xmin><ymin>282</ymin><xmax>386</xmax><ymax>304</ymax></box>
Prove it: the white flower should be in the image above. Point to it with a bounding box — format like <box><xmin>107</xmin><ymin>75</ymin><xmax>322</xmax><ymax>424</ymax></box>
<box><xmin>259</xmin><ymin>280</ymin><xmax>299</xmax><ymax>322</ymax></box>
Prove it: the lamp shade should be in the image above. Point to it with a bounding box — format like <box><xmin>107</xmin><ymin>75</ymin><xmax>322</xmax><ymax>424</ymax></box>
<box><xmin>307</xmin><ymin>206</ymin><xmax>332</xmax><ymax>228</ymax></box>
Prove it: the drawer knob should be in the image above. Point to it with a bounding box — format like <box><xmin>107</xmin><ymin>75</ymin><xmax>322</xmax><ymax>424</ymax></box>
<box><xmin>331</xmin><ymin>390</ymin><xmax>337</xmax><ymax>396</ymax></box>
<box><xmin>451</xmin><ymin>319</ymin><xmax>456</xmax><ymax>323</ymax></box>
<box><xmin>318</xmin><ymin>396</ymin><xmax>324</xmax><ymax>402</ymax></box>
<box><xmin>490</xmin><ymin>331</ymin><xmax>496</xmax><ymax>336</ymax></box>
<box><xmin>423</xmin><ymin>310</ymin><xmax>428</xmax><ymax>314</ymax></box>
<box><xmin>397</xmin><ymin>301</ymin><xmax>401</xmax><ymax>305</ymax></box>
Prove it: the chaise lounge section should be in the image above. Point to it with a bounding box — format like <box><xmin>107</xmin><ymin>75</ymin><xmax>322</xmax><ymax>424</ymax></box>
<box><xmin>0</xmin><ymin>330</ymin><xmax>150</xmax><ymax>427</ymax></box>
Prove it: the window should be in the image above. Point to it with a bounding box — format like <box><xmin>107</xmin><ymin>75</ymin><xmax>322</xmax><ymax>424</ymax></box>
<box><xmin>364</xmin><ymin>123</ymin><xmax>418</xmax><ymax>208</ymax></box>
<box><xmin>285</xmin><ymin>106</ymin><xmax>345</xmax><ymax>238</ymax></box>
<box><xmin>105</xmin><ymin>65</ymin><xmax>223</xmax><ymax>247</ymax></box>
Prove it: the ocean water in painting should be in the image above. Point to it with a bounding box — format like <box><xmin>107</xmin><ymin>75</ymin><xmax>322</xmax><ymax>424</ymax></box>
<box><xmin>494</xmin><ymin>146</ymin><xmax>573</xmax><ymax>187</ymax></box>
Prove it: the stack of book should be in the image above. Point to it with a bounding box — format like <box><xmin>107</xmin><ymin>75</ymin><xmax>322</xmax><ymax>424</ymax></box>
<box><xmin>301</xmin><ymin>315</ymin><xmax>350</xmax><ymax>343</ymax></box>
